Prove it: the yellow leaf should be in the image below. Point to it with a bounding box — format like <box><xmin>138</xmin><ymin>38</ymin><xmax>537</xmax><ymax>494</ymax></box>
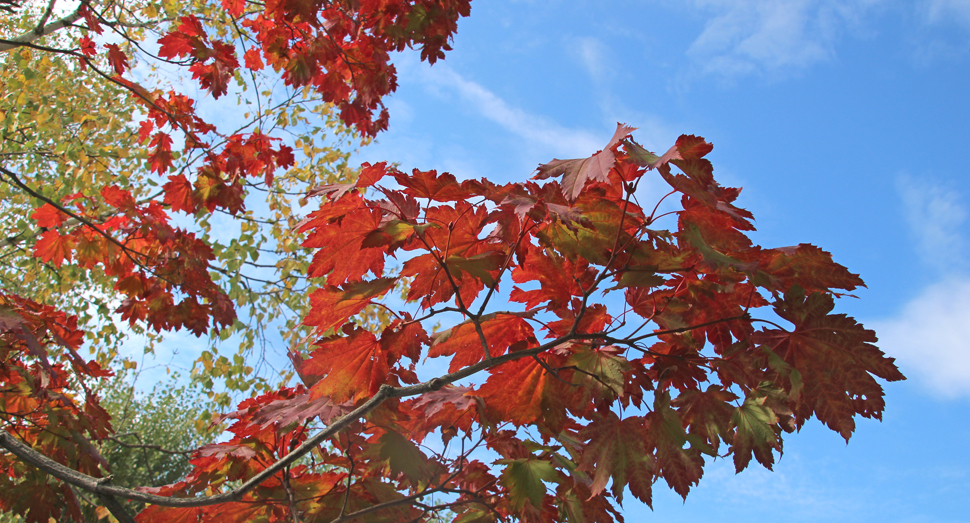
<box><xmin>142</xmin><ymin>3</ymin><xmax>159</xmax><ymax>18</ymax></box>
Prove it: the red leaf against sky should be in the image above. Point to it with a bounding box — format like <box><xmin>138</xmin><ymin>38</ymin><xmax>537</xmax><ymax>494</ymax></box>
<box><xmin>157</xmin><ymin>30</ymin><xmax>197</xmax><ymax>60</ymax></box>
<box><xmin>412</xmin><ymin>202</ymin><xmax>490</xmax><ymax>257</ymax></box>
<box><xmin>242</xmin><ymin>47</ymin><xmax>264</xmax><ymax>70</ymax></box>
<box><xmin>357</xmin><ymin>161</ymin><xmax>390</xmax><ymax>188</ymax></box>
<box><xmin>534</xmin><ymin>123</ymin><xmax>636</xmax><ymax>201</ymax></box>
<box><xmin>101</xmin><ymin>185</ymin><xmax>136</xmax><ymax>212</ymax></box>
<box><xmin>754</xmin><ymin>244</ymin><xmax>865</xmax><ymax>294</ymax></box>
<box><xmin>148</xmin><ymin>132</ymin><xmax>174</xmax><ymax>174</ymax></box>
<box><xmin>578</xmin><ymin>411</ymin><xmax>653</xmax><ymax>504</ymax></box>
<box><xmin>189</xmin><ymin>40</ymin><xmax>239</xmax><ymax>98</ymax></box>
<box><xmin>393</xmin><ymin>169</ymin><xmax>469</xmax><ymax>201</ymax></box>
<box><xmin>379</xmin><ymin>316</ymin><xmax>429</xmax><ymax>364</ymax></box>
<box><xmin>476</xmin><ymin>352</ymin><xmax>571</xmax><ymax>432</ymax></box>
<box><xmin>301</xmin><ymin>193</ymin><xmax>386</xmax><ymax>285</ymax></box>
<box><xmin>162</xmin><ymin>174</ymin><xmax>199</xmax><ymax>213</ymax></box>
<box><xmin>78</xmin><ymin>35</ymin><xmax>96</xmax><ymax>57</ymax></box>
<box><xmin>510</xmin><ymin>244</ymin><xmax>596</xmax><ymax>311</ymax></box>
<box><xmin>105</xmin><ymin>44</ymin><xmax>128</xmax><ymax>75</ymax></box>
<box><xmin>752</xmin><ymin>289</ymin><xmax>905</xmax><ymax>440</ymax></box>
<box><xmin>78</xmin><ymin>4</ymin><xmax>102</xmax><ymax>35</ymax></box>
<box><xmin>221</xmin><ymin>0</ymin><xmax>246</xmax><ymax>17</ymax></box>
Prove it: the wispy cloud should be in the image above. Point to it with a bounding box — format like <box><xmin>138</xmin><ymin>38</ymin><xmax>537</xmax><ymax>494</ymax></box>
<box><xmin>573</xmin><ymin>36</ymin><xmax>612</xmax><ymax>82</ymax></box>
<box><xmin>373</xmin><ymin>54</ymin><xmax>677</xmax><ymax>188</ymax></box>
<box><xmin>921</xmin><ymin>0</ymin><xmax>970</xmax><ymax>27</ymax></box>
<box><xmin>414</xmin><ymin>63</ymin><xmax>604</xmax><ymax>157</ymax></box>
<box><xmin>895</xmin><ymin>173</ymin><xmax>968</xmax><ymax>274</ymax></box>
<box><xmin>680</xmin><ymin>0</ymin><xmax>881</xmax><ymax>78</ymax></box>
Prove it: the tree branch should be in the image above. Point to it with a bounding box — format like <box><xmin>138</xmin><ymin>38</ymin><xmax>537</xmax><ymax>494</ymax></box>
<box><xmin>104</xmin><ymin>434</ymin><xmax>195</xmax><ymax>456</ymax></box>
<box><xmin>94</xmin><ymin>477</ymin><xmax>137</xmax><ymax>523</ymax></box>
<box><xmin>0</xmin><ymin>7</ymin><xmax>82</xmax><ymax>53</ymax></box>
<box><xmin>0</xmin><ymin>333</ymin><xmax>574</xmax><ymax>508</ymax></box>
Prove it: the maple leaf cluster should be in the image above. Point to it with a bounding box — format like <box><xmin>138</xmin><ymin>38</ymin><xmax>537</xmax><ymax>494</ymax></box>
<box><xmin>78</xmin><ymin>0</ymin><xmax>470</xmax><ymax>138</ymax></box>
<box><xmin>16</xmin><ymin>0</ymin><xmax>472</xmax><ymax>343</ymax></box>
<box><xmin>28</xmin><ymin>186</ymin><xmax>235</xmax><ymax>336</ymax></box>
<box><xmin>87</xmin><ymin>125</ymin><xmax>899</xmax><ymax>522</ymax></box>
<box><xmin>0</xmin><ymin>292</ymin><xmax>113</xmax><ymax>521</ymax></box>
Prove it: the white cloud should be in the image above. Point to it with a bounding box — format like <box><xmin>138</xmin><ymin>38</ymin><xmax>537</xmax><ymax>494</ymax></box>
<box><xmin>574</xmin><ymin>37</ymin><xmax>611</xmax><ymax>81</ymax></box>
<box><xmin>869</xmin><ymin>277</ymin><xmax>970</xmax><ymax>399</ymax></box>
<box><xmin>410</xmin><ymin>62</ymin><xmax>604</xmax><ymax>157</ymax></box>
<box><xmin>681</xmin><ymin>0</ymin><xmax>881</xmax><ymax>78</ymax></box>
<box><xmin>868</xmin><ymin>176</ymin><xmax>970</xmax><ymax>399</ymax></box>
<box><xmin>895</xmin><ymin>173</ymin><xmax>968</xmax><ymax>274</ymax></box>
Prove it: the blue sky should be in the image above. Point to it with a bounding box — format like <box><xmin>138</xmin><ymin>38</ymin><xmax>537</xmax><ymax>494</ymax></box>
<box><xmin>347</xmin><ymin>1</ymin><xmax>970</xmax><ymax>521</ymax></box>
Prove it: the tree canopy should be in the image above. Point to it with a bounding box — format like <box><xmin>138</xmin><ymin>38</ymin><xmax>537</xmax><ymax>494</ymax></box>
<box><xmin>0</xmin><ymin>1</ymin><xmax>903</xmax><ymax>523</ymax></box>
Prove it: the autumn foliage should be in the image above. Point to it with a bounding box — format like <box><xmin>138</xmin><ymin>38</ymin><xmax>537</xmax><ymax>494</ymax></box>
<box><xmin>0</xmin><ymin>0</ymin><xmax>904</xmax><ymax>522</ymax></box>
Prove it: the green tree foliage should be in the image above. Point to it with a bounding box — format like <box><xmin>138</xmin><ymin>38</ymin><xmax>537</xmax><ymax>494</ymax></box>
<box><xmin>0</xmin><ymin>0</ymin><xmax>366</xmax><ymax>406</ymax></box>
<box><xmin>0</xmin><ymin>370</ymin><xmax>210</xmax><ymax>521</ymax></box>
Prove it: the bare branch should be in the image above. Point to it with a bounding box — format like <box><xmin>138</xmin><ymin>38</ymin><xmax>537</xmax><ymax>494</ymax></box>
<box><xmin>104</xmin><ymin>434</ymin><xmax>195</xmax><ymax>456</ymax></box>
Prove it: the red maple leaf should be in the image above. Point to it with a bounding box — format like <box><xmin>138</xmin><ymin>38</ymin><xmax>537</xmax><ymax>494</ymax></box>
<box><xmin>752</xmin><ymin>288</ymin><xmax>905</xmax><ymax>440</ymax></box>
<box><xmin>303</xmin><ymin>278</ymin><xmax>397</xmax><ymax>333</ymax></box>
<box><xmin>78</xmin><ymin>4</ymin><xmax>102</xmax><ymax>35</ymax></box>
<box><xmin>578</xmin><ymin>411</ymin><xmax>654</xmax><ymax>504</ymax></box>
<box><xmin>510</xmin><ymin>244</ymin><xmax>596</xmax><ymax>311</ymax></box>
<box><xmin>393</xmin><ymin>169</ymin><xmax>469</xmax><ymax>201</ymax></box>
<box><xmin>162</xmin><ymin>174</ymin><xmax>199</xmax><ymax>213</ymax></box>
<box><xmin>476</xmin><ymin>352</ymin><xmax>572</xmax><ymax>432</ymax></box>
<box><xmin>243</xmin><ymin>47</ymin><xmax>264</xmax><ymax>70</ymax></box>
<box><xmin>78</xmin><ymin>35</ymin><xmax>96</xmax><ymax>57</ymax></box>
<box><xmin>30</xmin><ymin>204</ymin><xmax>66</xmax><ymax>228</ymax></box>
<box><xmin>428</xmin><ymin>313</ymin><xmax>538</xmax><ymax>372</ymax></box>
<box><xmin>101</xmin><ymin>185</ymin><xmax>136</xmax><ymax>212</ymax></box>
<box><xmin>148</xmin><ymin>132</ymin><xmax>174</xmax><ymax>174</ymax></box>
<box><xmin>301</xmin><ymin>193</ymin><xmax>386</xmax><ymax>285</ymax></box>
<box><xmin>303</xmin><ymin>326</ymin><xmax>390</xmax><ymax>403</ymax></box>
<box><xmin>157</xmin><ymin>31</ymin><xmax>197</xmax><ymax>60</ymax></box>
<box><xmin>105</xmin><ymin>43</ymin><xmax>128</xmax><ymax>75</ymax></box>
<box><xmin>534</xmin><ymin>123</ymin><xmax>636</xmax><ymax>201</ymax></box>
<box><xmin>221</xmin><ymin>0</ymin><xmax>246</xmax><ymax>17</ymax></box>
<box><xmin>33</xmin><ymin>230</ymin><xmax>75</xmax><ymax>266</ymax></box>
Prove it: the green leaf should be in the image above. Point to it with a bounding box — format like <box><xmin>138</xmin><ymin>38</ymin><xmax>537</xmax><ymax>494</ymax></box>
<box><xmin>496</xmin><ymin>457</ymin><xmax>558</xmax><ymax>511</ymax></box>
<box><xmin>731</xmin><ymin>394</ymin><xmax>782</xmax><ymax>472</ymax></box>
<box><xmin>372</xmin><ymin>431</ymin><xmax>436</xmax><ymax>484</ymax></box>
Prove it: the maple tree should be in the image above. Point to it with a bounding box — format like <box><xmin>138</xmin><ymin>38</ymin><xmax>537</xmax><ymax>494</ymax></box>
<box><xmin>0</xmin><ymin>0</ymin><xmax>905</xmax><ymax>522</ymax></box>
<box><xmin>0</xmin><ymin>0</ymin><xmax>433</xmax><ymax>404</ymax></box>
